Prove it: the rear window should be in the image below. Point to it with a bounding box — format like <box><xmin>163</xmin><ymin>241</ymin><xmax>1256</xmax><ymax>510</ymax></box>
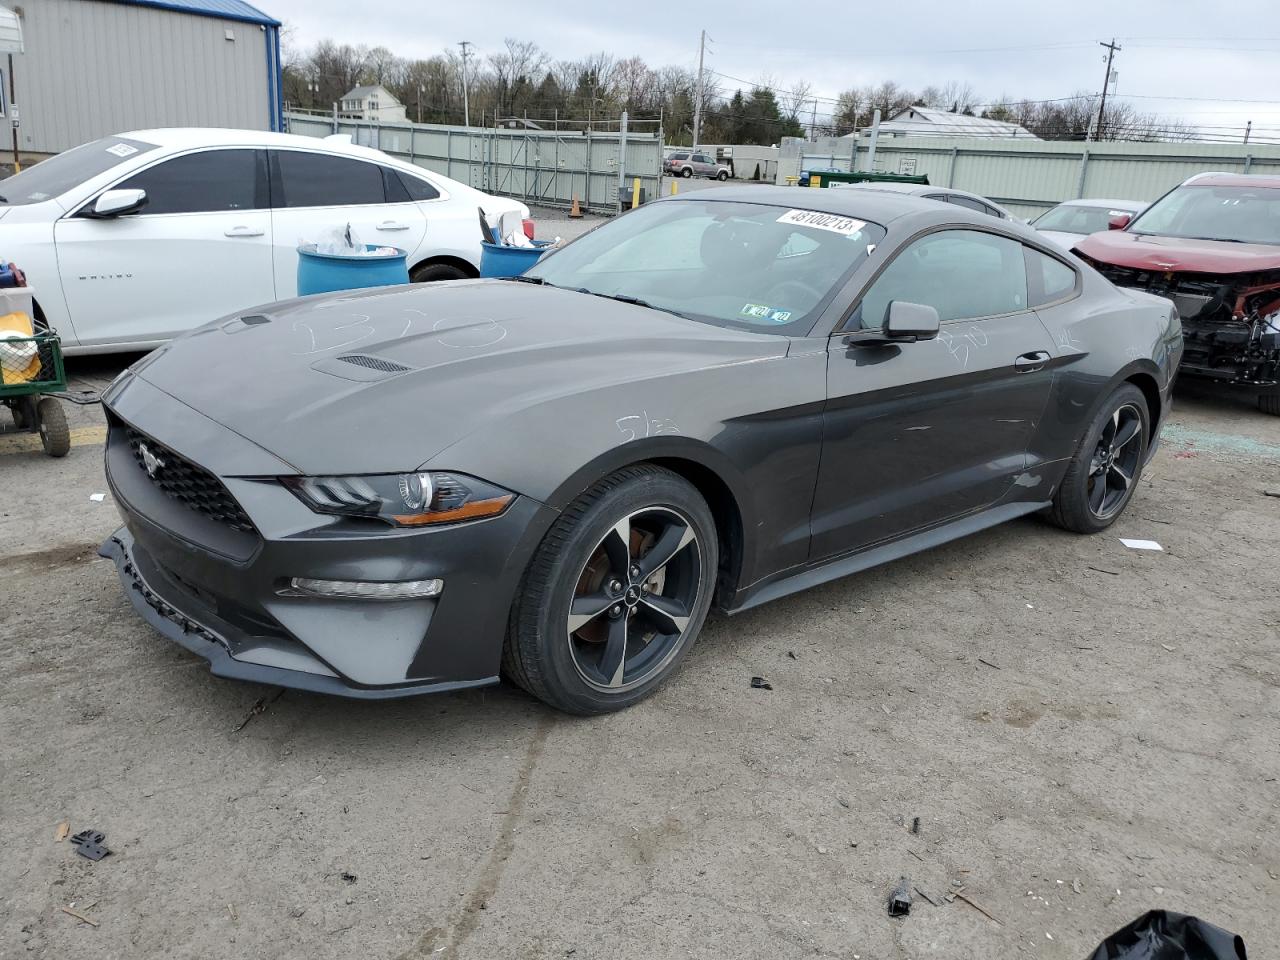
<box><xmin>669</xmin><ymin>153</ymin><xmax>689</xmax><ymax>161</ymax></box>
<box><xmin>0</xmin><ymin>136</ymin><xmax>158</xmax><ymax>205</ymax></box>
<box><xmin>1034</xmin><ymin>204</ymin><xmax>1134</xmax><ymax>235</ymax></box>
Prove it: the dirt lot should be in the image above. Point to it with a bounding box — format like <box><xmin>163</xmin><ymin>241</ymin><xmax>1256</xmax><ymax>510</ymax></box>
<box><xmin>2</xmin><ymin>351</ymin><xmax>1278</xmax><ymax>959</ymax></box>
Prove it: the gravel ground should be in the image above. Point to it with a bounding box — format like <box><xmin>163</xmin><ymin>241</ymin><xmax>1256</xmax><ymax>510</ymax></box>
<box><xmin>1</xmin><ymin>352</ymin><xmax>1278</xmax><ymax>959</ymax></box>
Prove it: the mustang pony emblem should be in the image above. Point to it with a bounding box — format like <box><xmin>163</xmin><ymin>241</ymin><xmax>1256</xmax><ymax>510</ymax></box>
<box><xmin>138</xmin><ymin>442</ymin><xmax>165</xmax><ymax>479</ymax></box>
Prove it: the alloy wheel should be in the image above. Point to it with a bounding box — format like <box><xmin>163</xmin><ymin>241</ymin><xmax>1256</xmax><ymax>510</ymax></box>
<box><xmin>566</xmin><ymin>507</ymin><xmax>702</xmax><ymax>692</ymax></box>
<box><xmin>1086</xmin><ymin>402</ymin><xmax>1143</xmax><ymax>519</ymax></box>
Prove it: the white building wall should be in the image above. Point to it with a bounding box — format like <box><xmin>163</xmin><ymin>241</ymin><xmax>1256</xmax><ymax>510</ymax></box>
<box><xmin>10</xmin><ymin>0</ymin><xmax>274</xmax><ymax>155</ymax></box>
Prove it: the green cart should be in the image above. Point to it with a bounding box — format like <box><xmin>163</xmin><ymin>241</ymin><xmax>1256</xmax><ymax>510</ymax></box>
<box><xmin>1</xmin><ymin>287</ymin><xmax>71</xmax><ymax>457</ymax></box>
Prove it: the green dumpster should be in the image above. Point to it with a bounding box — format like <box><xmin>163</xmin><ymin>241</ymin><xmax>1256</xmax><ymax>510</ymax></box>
<box><xmin>803</xmin><ymin>170</ymin><xmax>930</xmax><ymax>188</ymax></box>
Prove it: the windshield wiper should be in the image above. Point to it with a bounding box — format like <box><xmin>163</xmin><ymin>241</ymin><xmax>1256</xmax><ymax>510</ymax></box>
<box><xmin>503</xmin><ymin>275</ymin><xmax>548</xmax><ymax>284</ymax></box>
<box><xmin>574</xmin><ymin>288</ymin><xmax>690</xmax><ymax>319</ymax></box>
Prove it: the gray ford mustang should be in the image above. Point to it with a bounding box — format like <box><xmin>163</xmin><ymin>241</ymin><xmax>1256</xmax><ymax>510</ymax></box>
<box><xmin>100</xmin><ymin>186</ymin><xmax>1183</xmax><ymax>714</ymax></box>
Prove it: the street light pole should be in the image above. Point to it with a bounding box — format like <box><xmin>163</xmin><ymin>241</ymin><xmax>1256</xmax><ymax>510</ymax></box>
<box><xmin>459</xmin><ymin>40</ymin><xmax>472</xmax><ymax>128</ymax></box>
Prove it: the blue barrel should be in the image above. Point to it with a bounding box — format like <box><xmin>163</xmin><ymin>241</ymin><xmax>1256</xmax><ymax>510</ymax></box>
<box><xmin>296</xmin><ymin>244</ymin><xmax>410</xmax><ymax>296</ymax></box>
<box><xmin>480</xmin><ymin>240</ymin><xmax>554</xmax><ymax>279</ymax></box>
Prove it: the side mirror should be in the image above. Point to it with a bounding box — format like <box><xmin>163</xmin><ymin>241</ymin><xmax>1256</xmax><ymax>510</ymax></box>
<box><xmin>846</xmin><ymin>301</ymin><xmax>940</xmax><ymax>347</ymax></box>
<box><xmin>1108</xmin><ymin>213</ymin><xmax>1131</xmax><ymax>231</ymax></box>
<box><xmin>884</xmin><ymin>300</ymin><xmax>940</xmax><ymax>341</ymax></box>
<box><xmin>85</xmin><ymin>188</ymin><xmax>148</xmax><ymax>219</ymax></box>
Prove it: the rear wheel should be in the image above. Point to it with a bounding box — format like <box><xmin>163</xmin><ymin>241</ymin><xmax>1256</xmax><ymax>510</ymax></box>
<box><xmin>681</xmin><ymin>167</ymin><xmax>693</xmax><ymax>178</ymax></box>
<box><xmin>1259</xmin><ymin>392</ymin><xmax>1280</xmax><ymax>416</ymax></box>
<box><xmin>503</xmin><ymin>465</ymin><xmax>718</xmax><ymax>714</ymax></box>
<box><xmin>410</xmin><ymin>262</ymin><xmax>469</xmax><ymax>284</ymax></box>
<box><xmin>1047</xmin><ymin>383</ymin><xmax>1148</xmax><ymax>533</ymax></box>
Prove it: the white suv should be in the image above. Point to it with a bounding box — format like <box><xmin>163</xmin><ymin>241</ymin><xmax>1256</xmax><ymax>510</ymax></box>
<box><xmin>0</xmin><ymin>128</ymin><xmax>530</xmax><ymax>354</ymax></box>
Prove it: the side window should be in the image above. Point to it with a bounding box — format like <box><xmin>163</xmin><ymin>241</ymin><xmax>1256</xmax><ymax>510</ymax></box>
<box><xmin>856</xmin><ymin>229</ymin><xmax>1029</xmax><ymax>328</ymax></box>
<box><xmin>1026</xmin><ymin>247</ymin><xmax>1079</xmax><ymax>307</ymax></box>
<box><xmin>114</xmin><ymin>149</ymin><xmax>264</xmax><ymax>215</ymax></box>
<box><xmin>274</xmin><ymin>151</ymin><xmax>385</xmax><ymax>208</ymax></box>
<box><xmin>947</xmin><ymin>194</ymin><xmax>998</xmax><ymax>217</ymax></box>
<box><xmin>394</xmin><ymin>169</ymin><xmax>441</xmax><ymax>202</ymax></box>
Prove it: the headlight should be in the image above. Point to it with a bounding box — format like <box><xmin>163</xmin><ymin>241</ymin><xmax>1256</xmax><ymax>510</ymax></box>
<box><xmin>282</xmin><ymin>472</ymin><xmax>513</xmax><ymax>527</ymax></box>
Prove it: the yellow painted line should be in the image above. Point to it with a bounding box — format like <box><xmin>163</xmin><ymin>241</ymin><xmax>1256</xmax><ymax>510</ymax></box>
<box><xmin>0</xmin><ymin>424</ymin><xmax>107</xmax><ymax>455</ymax></box>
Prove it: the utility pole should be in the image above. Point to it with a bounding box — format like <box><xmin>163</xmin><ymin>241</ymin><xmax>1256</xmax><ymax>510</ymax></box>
<box><xmin>1244</xmin><ymin>120</ymin><xmax>1252</xmax><ymax>144</ymax></box>
<box><xmin>810</xmin><ymin>98</ymin><xmax>818</xmax><ymax>140</ymax></box>
<box><xmin>1092</xmin><ymin>38</ymin><xmax>1121</xmax><ymax>142</ymax></box>
<box><xmin>458</xmin><ymin>40</ymin><xmax>472</xmax><ymax>127</ymax></box>
<box><xmin>692</xmin><ymin>30</ymin><xmax>707</xmax><ymax>148</ymax></box>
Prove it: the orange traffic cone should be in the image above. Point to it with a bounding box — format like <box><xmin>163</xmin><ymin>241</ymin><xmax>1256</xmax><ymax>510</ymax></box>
<box><xmin>569</xmin><ymin>194</ymin><xmax>583</xmax><ymax>219</ymax></box>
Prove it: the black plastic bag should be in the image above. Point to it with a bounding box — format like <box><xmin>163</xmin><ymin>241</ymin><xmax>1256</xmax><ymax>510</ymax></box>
<box><xmin>1087</xmin><ymin>910</ymin><xmax>1246</xmax><ymax>960</ymax></box>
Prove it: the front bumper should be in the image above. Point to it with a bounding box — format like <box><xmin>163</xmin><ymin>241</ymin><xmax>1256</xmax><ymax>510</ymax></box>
<box><xmin>101</xmin><ymin>381</ymin><xmax>556</xmax><ymax>699</ymax></box>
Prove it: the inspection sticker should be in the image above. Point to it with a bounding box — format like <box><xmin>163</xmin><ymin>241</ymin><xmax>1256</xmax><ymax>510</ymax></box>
<box><xmin>106</xmin><ymin>143</ymin><xmax>138</xmax><ymax>158</ymax></box>
<box><xmin>740</xmin><ymin>303</ymin><xmax>793</xmax><ymax>323</ymax></box>
<box><xmin>776</xmin><ymin>209</ymin><xmax>866</xmax><ymax>235</ymax></box>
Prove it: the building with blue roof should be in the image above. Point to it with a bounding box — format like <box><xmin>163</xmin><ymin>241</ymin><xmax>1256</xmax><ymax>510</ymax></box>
<box><xmin>3</xmin><ymin>0</ymin><xmax>282</xmax><ymax>158</ymax></box>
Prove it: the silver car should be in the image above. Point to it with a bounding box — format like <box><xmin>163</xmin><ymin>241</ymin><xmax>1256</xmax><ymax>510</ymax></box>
<box><xmin>665</xmin><ymin>150</ymin><xmax>731</xmax><ymax>180</ymax></box>
<box><xmin>836</xmin><ymin>182</ymin><xmax>1014</xmax><ymax>219</ymax></box>
<box><xmin>1031</xmin><ymin>198</ymin><xmax>1147</xmax><ymax>250</ymax></box>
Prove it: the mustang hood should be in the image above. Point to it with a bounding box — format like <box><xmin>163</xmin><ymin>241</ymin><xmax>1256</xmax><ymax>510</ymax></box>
<box><xmin>130</xmin><ymin>281</ymin><xmax>788</xmax><ymax>475</ymax></box>
<box><xmin>1074</xmin><ymin>229</ymin><xmax>1280</xmax><ymax>275</ymax></box>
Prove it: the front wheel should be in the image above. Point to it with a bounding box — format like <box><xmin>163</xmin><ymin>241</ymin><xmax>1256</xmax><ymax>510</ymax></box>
<box><xmin>36</xmin><ymin>397</ymin><xmax>70</xmax><ymax>458</ymax></box>
<box><xmin>503</xmin><ymin>465</ymin><xmax>718</xmax><ymax>714</ymax></box>
<box><xmin>717</xmin><ymin>170</ymin><xmax>729</xmax><ymax>181</ymax></box>
<box><xmin>1047</xmin><ymin>383</ymin><xmax>1148</xmax><ymax>534</ymax></box>
<box><xmin>411</xmin><ymin>262</ymin><xmax>469</xmax><ymax>283</ymax></box>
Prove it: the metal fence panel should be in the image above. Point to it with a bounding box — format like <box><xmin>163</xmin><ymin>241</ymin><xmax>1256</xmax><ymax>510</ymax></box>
<box><xmin>285</xmin><ymin>112</ymin><xmax>661</xmax><ymax>214</ymax></box>
<box><xmin>778</xmin><ymin>136</ymin><xmax>1280</xmax><ymax>220</ymax></box>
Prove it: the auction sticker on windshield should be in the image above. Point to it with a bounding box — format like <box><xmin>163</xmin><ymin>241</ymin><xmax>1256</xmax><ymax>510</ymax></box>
<box><xmin>776</xmin><ymin>209</ymin><xmax>866</xmax><ymax>235</ymax></box>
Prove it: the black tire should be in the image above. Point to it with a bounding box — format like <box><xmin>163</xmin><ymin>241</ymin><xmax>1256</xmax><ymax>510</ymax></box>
<box><xmin>410</xmin><ymin>262</ymin><xmax>469</xmax><ymax>284</ymax></box>
<box><xmin>680</xmin><ymin>167</ymin><xmax>693</xmax><ymax>178</ymax></box>
<box><xmin>503</xmin><ymin>465</ymin><xmax>719</xmax><ymax>715</ymax></box>
<box><xmin>1258</xmin><ymin>392</ymin><xmax>1280</xmax><ymax>416</ymax></box>
<box><xmin>1047</xmin><ymin>383</ymin><xmax>1148</xmax><ymax>534</ymax></box>
<box><xmin>11</xmin><ymin>396</ymin><xmax>36</xmax><ymax>429</ymax></box>
<box><xmin>717</xmin><ymin>170</ymin><xmax>729</xmax><ymax>181</ymax></box>
<box><xmin>36</xmin><ymin>397</ymin><xmax>70</xmax><ymax>458</ymax></box>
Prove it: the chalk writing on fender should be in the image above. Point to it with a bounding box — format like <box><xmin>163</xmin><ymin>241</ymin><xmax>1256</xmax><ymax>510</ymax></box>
<box><xmin>616</xmin><ymin>411</ymin><xmax>682</xmax><ymax>442</ymax></box>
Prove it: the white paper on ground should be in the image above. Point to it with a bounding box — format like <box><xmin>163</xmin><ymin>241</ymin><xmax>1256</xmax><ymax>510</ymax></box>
<box><xmin>1119</xmin><ymin>538</ymin><xmax>1162</xmax><ymax>551</ymax></box>
<box><xmin>89</xmin><ymin>493</ymin><xmax>106</xmax><ymax>502</ymax></box>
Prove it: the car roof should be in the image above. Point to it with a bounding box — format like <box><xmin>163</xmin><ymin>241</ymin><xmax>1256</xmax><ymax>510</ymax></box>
<box><xmin>663</xmin><ymin>184</ymin><xmax>1030</xmax><ymax>232</ymax></box>
<box><xmin>1185</xmin><ymin>172</ymin><xmax>1280</xmax><ymax>189</ymax></box>
<box><xmin>117</xmin><ymin>127</ymin><xmax>399</xmax><ymax>166</ymax></box>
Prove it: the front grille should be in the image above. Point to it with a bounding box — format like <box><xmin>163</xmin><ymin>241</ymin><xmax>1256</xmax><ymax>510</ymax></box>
<box><xmin>124</xmin><ymin>427</ymin><xmax>256</xmax><ymax>533</ymax></box>
<box><xmin>337</xmin><ymin>354</ymin><xmax>409</xmax><ymax>373</ymax></box>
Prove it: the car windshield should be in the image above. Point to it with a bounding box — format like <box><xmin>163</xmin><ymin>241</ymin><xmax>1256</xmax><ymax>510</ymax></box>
<box><xmin>1034</xmin><ymin>203</ymin><xmax>1136</xmax><ymax>235</ymax></box>
<box><xmin>526</xmin><ymin>199</ymin><xmax>886</xmax><ymax>334</ymax></box>
<box><xmin>1127</xmin><ymin>184</ymin><xmax>1280</xmax><ymax>245</ymax></box>
<box><xmin>0</xmin><ymin>136</ymin><xmax>158</xmax><ymax>205</ymax></box>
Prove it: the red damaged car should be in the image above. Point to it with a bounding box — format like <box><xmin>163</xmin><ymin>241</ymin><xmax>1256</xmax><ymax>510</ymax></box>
<box><xmin>1074</xmin><ymin>173</ymin><xmax>1280</xmax><ymax>415</ymax></box>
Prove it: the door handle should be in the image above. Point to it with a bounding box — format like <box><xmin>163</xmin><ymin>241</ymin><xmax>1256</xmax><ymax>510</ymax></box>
<box><xmin>1014</xmin><ymin>350</ymin><xmax>1051</xmax><ymax>373</ymax></box>
<box><xmin>376</xmin><ymin>221</ymin><xmax>410</xmax><ymax>231</ymax></box>
<box><xmin>224</xmin><ymin>226</ymin><xmax>264</xmax><ymax>237</ymax></box>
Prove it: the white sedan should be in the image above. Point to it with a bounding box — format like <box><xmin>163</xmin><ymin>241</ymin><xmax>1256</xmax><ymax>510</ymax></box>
<box><xmin>1030</xmin><ymin>198</ymin><xmax>1146</xmax><ymax>251</ymax></box>
<box><xmin>0</xmin><ymin>128</ymin><xmax>531</xmax><ymax>354</ymax></box>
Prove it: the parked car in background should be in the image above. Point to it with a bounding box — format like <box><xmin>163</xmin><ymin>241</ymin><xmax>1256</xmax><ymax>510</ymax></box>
<box><xmin>0</xmin><ymin>129</ymin><xmax>531</xmax><ymax>354</ymax></box>
<box><xmin>1073</xmin><ymin>173</ymin><xmax>1280</xmax><ymax>415</ymax></box>
<box><xmin>836</xmin><ymin>181</ymin><xmax>1015</xmax><ymax>220</ymax></box>
<box><xmin>664</xmin><ymin>150</ymin><xmax>731</xmax><ymax>180</ymax></box>
<box><xmin>1031</xmin><ymin>198</ymin><xmax>1147</xmax><ymax>249</ymax></box>
<box><xmin>100</xmin><ymin>186</ymin><xmax>1179</xmax><ymax>714</ymax></box>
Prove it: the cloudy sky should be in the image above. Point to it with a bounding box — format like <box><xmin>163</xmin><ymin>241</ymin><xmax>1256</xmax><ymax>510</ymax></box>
<box><xmin>269</xmin><ymin>0</ymin><xmax>1280</xmax><ymax>139</ymax></box>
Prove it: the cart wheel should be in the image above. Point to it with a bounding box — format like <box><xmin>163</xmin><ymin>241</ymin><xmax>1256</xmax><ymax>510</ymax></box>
<box><xmin>36</xmin><ymin>397</ymin><xmax>70</xmax><ymax>457</ymax></box>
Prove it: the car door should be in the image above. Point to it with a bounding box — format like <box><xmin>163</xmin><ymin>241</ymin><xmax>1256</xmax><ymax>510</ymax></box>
<box><xmin>268</xmin><ymin>149</ymin><xmax>429</xmax><ymax>296</ymax></box>
<box><xmin>693</xmin><ymin>153</ymin><xmax>713</xmax><ymax>177</ymax></box>
<box><xmin>810</xmin><ymin>227</ymin><xmax>1057</xmax><ymax>560</ymax></box>
<box><xmin>52</xmin><ymin>148</ymin><xmax>274</xmax><ymax>347</ymax></box>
